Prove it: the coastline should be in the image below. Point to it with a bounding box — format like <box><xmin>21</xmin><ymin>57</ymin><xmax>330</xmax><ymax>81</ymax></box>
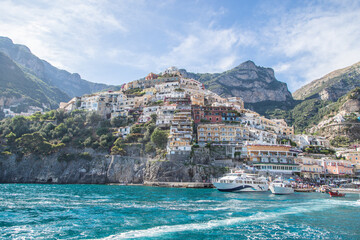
<box><xmin>3</xmin><ymin>182</ymin><xmax>360</xmax><ymax>193</ymax></box>
<box><xmin>144</xmin><ymin>181</ymin><xmax>214</xmax><ymax>188</ymax></box>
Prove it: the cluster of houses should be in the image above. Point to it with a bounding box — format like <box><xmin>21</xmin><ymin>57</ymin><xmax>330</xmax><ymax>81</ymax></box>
<box><xmin>59</xmin><ymin>66</ymin><xmax>360</xmax><ymax>179</ymax></box>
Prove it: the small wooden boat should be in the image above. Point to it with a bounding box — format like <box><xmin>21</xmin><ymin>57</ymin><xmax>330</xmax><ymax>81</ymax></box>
<box><xmin>329</xmin><ymin>191</ymin><xmax>346</xmax><ymax>197</ymax></box>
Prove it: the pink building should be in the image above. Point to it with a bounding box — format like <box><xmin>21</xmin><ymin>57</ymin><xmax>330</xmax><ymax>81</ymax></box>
<box><xmin>321</xmin><ymin>159</ymin><xmax>354</xmax><ymax>176</ymax></box>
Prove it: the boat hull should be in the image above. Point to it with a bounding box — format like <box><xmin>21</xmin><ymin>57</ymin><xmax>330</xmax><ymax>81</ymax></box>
<box><xmin>329</xmin><ymin>191</ymin><xmax>346</xmax><ymax>197</ymax></box>
<box><xmin>269</xmin><ymin>185</ymin><xmax>294</xmax><ymax>195</ymax></box>
<box><xmin>212</xmin><ymin>182</ymin><xmax>269</xmax><ymax>192</ymax></box>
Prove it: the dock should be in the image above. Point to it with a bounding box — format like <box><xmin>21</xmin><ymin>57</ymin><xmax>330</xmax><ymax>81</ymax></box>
<box><xmin>143</xmin><ymin>181</ymin><xmax>214</xmax><ymax>188</ymax></box>
<box><xmin>294</xmin><ymin>188</ymin><xmax>315</xmax><ymax>192</ymax></box>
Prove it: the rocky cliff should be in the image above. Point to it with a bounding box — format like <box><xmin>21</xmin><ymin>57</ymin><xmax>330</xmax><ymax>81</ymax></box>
<box><xmin>0</xmin><ymin>148</ymin><xmax>227</xmax><ymax>184</ymax></box>
<box><xmin>0</xmin><ymin>36</ymin><xmax>115</xmax><ymax>99</ymax></box>
<box><xmin>180</xmin><ymin>61</ymin><xmax>293</xmax><ymax>104</ymax></box>
<box><xmin>293</xmin><ymin>61</ymin><xmax>360</xmax><ymax>101</ymax></box>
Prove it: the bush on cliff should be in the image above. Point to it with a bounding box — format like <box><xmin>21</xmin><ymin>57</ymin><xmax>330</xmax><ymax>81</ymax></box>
<box><xmin>110</xmin><ymin>146</ymin><xmax>126</xmax><ymax>155</ymax></box>
<box><xmin>0</xmin><ymin>109</ymin><xmax>168</xmax><ymax>157</ymax></box>
<box><xmin>151</xmin><ymin>128</ymin><xmax>169</xmax><ymax>149</ymax></box>
<box><xmin>15</xmin><ymin>132</ymin><xmax>64</xmax><ymax>155</ymax></box>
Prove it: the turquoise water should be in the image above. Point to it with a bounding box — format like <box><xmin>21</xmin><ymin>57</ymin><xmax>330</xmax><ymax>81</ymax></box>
<box><xmin>0</xmin><ymin>184</ymin><xmax>359</xmax><ymax>239</ymax></box>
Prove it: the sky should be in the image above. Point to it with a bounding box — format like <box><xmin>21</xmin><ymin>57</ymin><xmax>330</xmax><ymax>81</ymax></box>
<box><xmin>0</xmin><ymin>0</ymin><xmax>360</xmax><ymax>92</ymax></box>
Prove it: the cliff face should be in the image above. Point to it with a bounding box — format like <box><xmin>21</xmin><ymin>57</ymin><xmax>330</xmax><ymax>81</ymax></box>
<box><xmin>0</xmin><ymin>148</ymin><xmax>226</xmax><ymax>184</ymax></box>
<box><xmin>180</xmin><ymin>61</ymin><xmax>293</xmax><ymax>103</ymax></box>
<box><xmin>293</xmin><ymin>61</ymin><xmax>360</xmax><ymax>101</ymax></box>
<box><xmin>0</xmin><ymin>36</ymin><xmax>114</xmax><ymax>98</ymax></box>
<box><xmin>0</xmin><ymin>149</ymin><xmax>147</xmax><ymax>184</ymax></box>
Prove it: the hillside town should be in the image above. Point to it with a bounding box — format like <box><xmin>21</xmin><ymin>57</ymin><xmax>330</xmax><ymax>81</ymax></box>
<box><xmin>58</xmin><ymin>66</ymin><xmax>360</xmax><ymax>183</ymax></box>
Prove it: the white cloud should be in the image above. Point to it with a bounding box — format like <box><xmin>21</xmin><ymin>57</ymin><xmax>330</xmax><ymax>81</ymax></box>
<box><xmin>1</xmin><ymin>0</ymin><xmax>359</xmax><ymax>90</ymax></box>
<box><xmin>0</xmin><ymin>0</ymin><xmax>125</xmax><ymax>70</ymax></box>
<box><xmin>104</xmin><ymin>26</ymin><xmax>256</xmax><ymax>74</ymax></box>
<box><xmin>156</xmin><ymin>26</ymin><xmax>256</xmax><ymax>73</ymax></box>
<box><xmin>266</xmin><ymin>1</ymin><xmax>360</xmax><ymax>91</ymax></box>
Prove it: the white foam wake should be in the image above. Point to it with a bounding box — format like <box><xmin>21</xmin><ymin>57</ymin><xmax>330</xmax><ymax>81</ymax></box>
<box><xmin>101</xmin><ymin>212</ymin><xmax>273</xmax><ymax>239</ymax></box>
<box><xmin>99</xmin><ymin>198</ymin><xmax>359</xmax><ymax>239</ymax></box>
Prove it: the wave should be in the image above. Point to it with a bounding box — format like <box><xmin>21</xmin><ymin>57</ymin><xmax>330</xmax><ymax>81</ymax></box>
<box><xmin>100</xmin><ymin>197</ymin><xmax>359</xmax><ymax>239</ymax></box>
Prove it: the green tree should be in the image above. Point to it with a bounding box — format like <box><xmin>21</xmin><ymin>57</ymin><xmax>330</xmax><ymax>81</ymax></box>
<box><xmin>145</xmin><ymin>142</ymin><xmax>156</xmax><ymax>153</ymax></box>
<box><xmin>16</xmin><ymin>132</ymin><xmax>53</xmax><ymax>155</ymax></box>
<box><xmin>150</xmin><ymin>129</ymin><xmax>169</xmax><ymax>149</ymax></box>
<box><xmin>110</xmin><ymin>146</ymin><xmax>126</xmax><ymax>155</ymax></box>
<box><xmin>54</xmin><ymin>123</ymin><xmax>67</xmax><ymax>138</ymax></box>
<box><xmin>150</xmin><ymin>114</ymin><xmax>157</xmax><ymax>123</ymax></box>
<box><xmin>110</xmin><ymin>117</ymin><xmax>123</xmax><ymax>127</ymax></box>
<box><xmin>86</xmin><ymin>112</ymin><xmax>102</xmax><ymax>126</ymax></box>
<box><xmin>10</xmin><ymin>116</ymin><xmax>29</xmax><ymax>137</ymax></box>
<box><xmin>5</xmin><ymin>132</ymin><xmax>16</xmax><ymax>144</ymax></box>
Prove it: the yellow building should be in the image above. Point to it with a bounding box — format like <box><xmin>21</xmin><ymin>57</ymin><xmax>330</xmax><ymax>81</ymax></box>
<box><xmin>190</xmin><ymin>93</ymin><xmax>205</xmax><ymax>106</ymax></box>
<box><xmin>197</xmin><ymin>124</ymin><xmax>250</xmax><ymax>143</ymax></box>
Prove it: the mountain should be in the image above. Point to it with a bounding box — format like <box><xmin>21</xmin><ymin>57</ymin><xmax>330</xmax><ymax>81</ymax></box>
<box><xmin>0</xmin><ymin>52</ymin><xmax>69</xmax><ymax>112</ymax></box>
<box><xmin>180</xmin><ymin>61</ymin><xmax>293</xmax><ymax>103</ymax></box>
<box><xmin>291</xmin><ymin>62</ymin><xmax>360</xmax><ymax>133</ymax></box>
<box><xmin>307</xmin><ymin>88</ymin><xmax>360</xmax><ymax>144</ymax></box>
<box><xmin>265</xmin><ymin>62</ymin><xmax>360</xmax><ymax>133</ymax></box>
<box><xmin>293</xmin><ymin>61</ymin><xmax>360</xmax><ymax>101</ymax></box>
<box><xmin>0</xmin><ymin>36</ymin><xmax>114</xmax><ymax>98</ymax></box>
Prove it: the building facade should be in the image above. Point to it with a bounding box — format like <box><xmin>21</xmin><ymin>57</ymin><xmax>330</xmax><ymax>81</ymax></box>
<box><xmin>247</xmin><ymin>144</ymin><xmax>300</xmax><ymax>175</ymax></box>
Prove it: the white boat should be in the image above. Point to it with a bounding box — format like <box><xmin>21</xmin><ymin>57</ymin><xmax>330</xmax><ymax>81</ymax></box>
<box><xmin>269</xmin><ymin>177</ymin><xmax>294</xmax><ymax>195</ymax></box>
<box><xmin>212</xmin><ymin>170</ymin><xmax>269</xmax><ymax>192</ymax></box>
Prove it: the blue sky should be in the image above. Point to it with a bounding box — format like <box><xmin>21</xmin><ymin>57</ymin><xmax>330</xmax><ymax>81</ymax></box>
<box><xmin>1</xmin><ymin>0</ymin><xmax>360</xmax><ymax>92</ymax></box>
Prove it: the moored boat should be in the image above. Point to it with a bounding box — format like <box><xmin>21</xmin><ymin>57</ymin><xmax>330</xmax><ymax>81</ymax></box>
<box><xmin>319</xmin><ymin>185</ymin><xmax>332</xmax><ymax>193</ymax></box>
<box><xmin>269</xmin><ymin>177</ymin><xmax>294</xmax><ymax>195</ymax></box>
<box><xmin>212</xmin><ymin>170</ymin><xmax>269</xmax><ymax>192</ymax></box>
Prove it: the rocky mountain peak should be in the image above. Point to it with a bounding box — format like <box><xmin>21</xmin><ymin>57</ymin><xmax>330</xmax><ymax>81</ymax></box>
<box><xmin>237</xmin><ymin>60</ymin><xmax>256</xmax><ymax>69</ymax></box>
<box><xmin>0</xmin><ymin>36</ymin><xmax>13</xmax><ymax>46</ymax></box>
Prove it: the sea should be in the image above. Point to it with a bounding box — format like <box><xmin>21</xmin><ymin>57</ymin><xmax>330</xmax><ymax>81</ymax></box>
<box><xmin>0</xmin><ymin>184</ymin><xmax>359</xmax><ymax>239</ymax></box>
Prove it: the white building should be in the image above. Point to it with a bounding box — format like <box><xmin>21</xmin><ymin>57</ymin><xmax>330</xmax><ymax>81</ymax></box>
<box><xmin>163</xmin><ymin>66</ymin><xmax>179</xmax><ymax>75</ymax></box>
<box><xmin>138</xmin><ymin>106</ymin><xmax>160</xmax><ymax>123</ymax></box>
<box><xmin>156</xmin><ymin>105</ymin><xmax>176</xmax><ymax>126</ymax></box>
<box><xmin>118</xmin><ymin>126</ymin><xmax>131</xmax><ymax>139</ymax></box>
<box><xmin>291</xmin><ymin>135</ymin><xmax>330</xmax><ymax>149</ymax></box>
